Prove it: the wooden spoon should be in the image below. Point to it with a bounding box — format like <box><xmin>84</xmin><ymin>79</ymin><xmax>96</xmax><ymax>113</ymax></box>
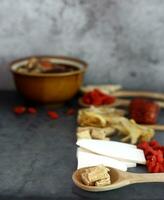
<box><xmin>72</xmin><ymin>167</ymin><xmax>164</xmax><ymax>192</ymax></box>
<box><xmin>79</xmin><ymin>97</ymin><xmax>164</xmax><ymax>109</ymax></box>
<box><xmin>114</xmin><ymin>90</ymin><xmax>164</xmax><ymax>100</ymax></box>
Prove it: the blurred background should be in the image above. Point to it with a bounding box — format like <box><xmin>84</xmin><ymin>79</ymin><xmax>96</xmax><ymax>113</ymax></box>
<box><xmin>1</xmin><ymin>0</ymin><xmax>164</xmax><ymax>90</ymax></box>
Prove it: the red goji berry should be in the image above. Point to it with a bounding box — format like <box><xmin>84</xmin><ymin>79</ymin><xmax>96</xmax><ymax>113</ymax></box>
<box><xmin>47</xmin><ymin>111</ymin><xmax>59</xmax><ymax>119</ymax></box>
<box><xmin>159</xmin><ymin>163</ymin><xmax>164</xmax><ymax>172</ymax></box>
<box><xmin>156</xmin><ymin>150</ymin><xmax>163</xmax><ymax>163</ymax></box>
<box><xmin>149</xmin><ymin>140</ymin><xmax>160</xmax><ymax>149</ymax></box>
<box><xmin>27</xmin><ymin>107</ymin><xmax>37</xmax><ymax>114</ymax></box>
<box><xmin>153</xmin><ymin>163</ymin><xmax>160</xmax><ymax>173</ymax></box>
<box><xmin>137</xmin><ymin>141</ymin><xmax>149</xmax><ymax>151</ymax></box>
<box><xmin>147</xmin><ymin>160</ymin><xmax>154</xmax><ymax>173</ymax></box>
<box><xmin>66</xmin><ymin>108</ymin><xmax>76</xmax><ymax>115</ymax></box>
<box><xmin>82</xmin><ymin>89</ymin><xmax>116</xmax><ymax>106</ymax></box>
<box><xmin>13</xmin><ymin>106</ymin><xmax>26</xmax><ymax>115</ymax></box>
<box><xmin>138</xmin><ymin>140</ymin><xmax>164</xmax><ymax>173</ymax></box>
<box><xmin>103</xmin><ymin>96</ymin><xmax>116</xmax><ymax>104</ymax></box>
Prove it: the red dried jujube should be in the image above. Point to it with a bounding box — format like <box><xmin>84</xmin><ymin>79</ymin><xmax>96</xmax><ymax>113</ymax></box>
<box><xmin>129</xmin><ymin>98</ymin><xmax>160</xmax><ymax>124</ymax></box>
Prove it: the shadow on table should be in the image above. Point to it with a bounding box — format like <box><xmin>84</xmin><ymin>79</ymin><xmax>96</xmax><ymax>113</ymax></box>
<box><xmin>71</xmin><ymin>183</ymin><xmax>164</xmax><ymax>200</ymax></box>
<box><xmin>0</xmin><ymin>196</ymin><xmax>89</xmax><ymax>200</ymax></box>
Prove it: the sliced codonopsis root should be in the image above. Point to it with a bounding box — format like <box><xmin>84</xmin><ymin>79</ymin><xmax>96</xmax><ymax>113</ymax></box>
<box><xmin>77</xmin><ymin>127</ymin><xmax>115</xmax><ymax>136</ymax></box>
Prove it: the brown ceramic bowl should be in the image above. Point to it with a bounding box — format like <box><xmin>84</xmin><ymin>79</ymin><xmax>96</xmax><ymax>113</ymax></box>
<box><xmin>11</xmin><ymin>56</ymin><xmax>87</xmax><ymax>103</ymax></box>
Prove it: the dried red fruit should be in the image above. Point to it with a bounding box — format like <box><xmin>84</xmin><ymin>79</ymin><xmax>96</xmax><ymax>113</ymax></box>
<box><xmin>156</xmin><ymin>150</ymin><xmax>164</xmax><ymax>163</ymax></box>
<box><xmin>13</xmin><ymin>106</ymin><xmax>26</xmax><ymax>115</ymax></box>
<box><xmin>27</xmin><ymin>107</ymin><xmax>37</xmax><ymax>114</ymax></box>
<box><xmin>149</xmin><ymin>140</ymin><xmax>160</xmax><ymax>149</ymax></box>
<box><xmin>129</xmin><ymin>98</ymin><xmax>160</xmax><ymax>124</ymax></box>
<box><xmin>82</xmin><ymin>89</ymin><xmax>116</xmax><ymax>106</ymax></box>
<box><xmin>47</xmin><ymin>111</ymin><xmax>59</xmax><ymax>119</ymax></box>
<box><xmin>138</xmin><ymin>140</ymin><xmax>164</xmax><ymax>173</ymax></box>
<box><xmin>40</xmin><ymin>60</ymin><xmax>53</xmax><ymax>68</ymax></box>
<box><xmin>153</xmin><ymin>163</ymin><xmax>160</xmax><ymax>173</ymax></box>
<box><xmin>66</xmin><ymin>108</ymin><xmax>76</xmax><ymax>115</ymax></box>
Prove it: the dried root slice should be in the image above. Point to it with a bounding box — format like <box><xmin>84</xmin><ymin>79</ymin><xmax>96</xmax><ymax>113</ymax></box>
<box><xmin>77</xmin><ymin>130</ymin><xmax>92</xmax><ymax>139</ymax></box>
<box><xmin>84</xmin><ymin>165</ymin><xmax>110</xmax><ymax>174</ymax></box>
<box><xmin>78</xmin><ymin>109</ymin><xmax>107</xmax><ymax>127</ymax></box>
<box><xmin>81</xmin><ymin>172</ymin><xmax>94</xmax><ymax>186</ymax></box>
<box><xmin>81</xmin><ymin>165</ymin><xmax>111</xmax><ymax>186</ymax></box>
<box><xmin>27</xmin><ymin>57</ymin><xmax>38</xmax><ymax>70</ymax></box>
<box><xmin>87</xmin><ymin>169</ymin><xmax>110</xmax><ymax>183</ymax></box>
<box><xmin>103</xmin><ymin>137</ymin><xmax>110</xmax><ymax>141</ymax></box>
<box><xmin>110</xmin><ymin>117</ymin><xmax>155</xmax><ymax>144</ymax></box>
<box><xmin>81</xmin><ymin>84</ymin><xmax>122</xmax><ymax>95</ymax></box>
<box><xmin>95</xmin><ymin>177</ymin><xmax>111</xmax><ymax>186</ymax></box>
<box><xmin>78</xmin><ymin>107</ymin><xmax>126</xmax><ymax>128</ymax></box>
<box><xmin>88</xmin><ymin>106</ymin><xmax>126</xmax><ymax>116</ymax></box>
<box><xmin>78</xmin><ymin>106</ymin><xmax>154</xmax><ymax>144</ymax></box>
<box><xmin>90</xmin><ymin>129</ymin><xmax>106</xmax><ymax>140</ymax></box>
<box><xmin>90</xmin><ymin>129</ymin><xmax>112</xmax><ymax>140</ymax></box>
<box><xmin>99</xmin><ymin>127</ymin><xmax>115</xmax><ymax>137</ymax></box>
<box><xmin>77</xmin><ymin>126</ymin><xmax>114</xmax><ymax>140</ymax></box>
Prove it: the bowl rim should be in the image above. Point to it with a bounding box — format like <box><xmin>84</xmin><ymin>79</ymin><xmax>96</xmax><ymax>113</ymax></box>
<box><xmin>10</xmin><ymin>55</ymin><xmax>88</xmax><ymax>77</ymax></box>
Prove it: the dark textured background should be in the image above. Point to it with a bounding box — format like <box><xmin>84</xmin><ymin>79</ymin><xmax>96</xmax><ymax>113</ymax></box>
<box><xmin>0</xmin><ymin>0</ymin><xmax>164</xmax><ymax>90</ymax></box>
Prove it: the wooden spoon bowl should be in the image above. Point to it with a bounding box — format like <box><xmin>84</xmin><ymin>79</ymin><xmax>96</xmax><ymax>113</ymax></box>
<box><xmin>72</xmin><ymin>167</ymin><xmax>164</xmax><ymax>192</ymax></box>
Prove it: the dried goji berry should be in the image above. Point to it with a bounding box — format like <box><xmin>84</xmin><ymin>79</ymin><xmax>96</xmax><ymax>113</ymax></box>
<box><xmin>47</xmin><ymin>111</ymin><xmax>59</xmax><ymax>119</ymax></box>
<box><xmin>159</xmin><ymin>162</ymin><xmax>164</xmax><ymax>172</ymax></box>
<box><xmin>138</xmin><ymin>140</ymin><xmax>164</xmax><ymax>173</ymax></box>
<box><xmin>149</xmin><ymin>140</ymin><xmax>160</xmax><ymax>149</ymax></box>
<box><xmin>13</xmin><ymin>106</ymin><xmax>26</xmax><ymax>115</ymax></box>
<box><xmin>27</xmin><ymin>107</ymin><xmax>37</xmax><ymax>114</ymax></box>
<box><xmin>156</xmin><ymin>150</ymin><xmax>163</xmax><ymax>163</ymax></box>
<box><xmin>82</xmin><ymin>89</ymin><xmax>116</xmax><ymax>106</ymax></box>
<box><xmin>153</xmin><ymin>163</ymin><xmax>160</xmax><ymax>173</ymax></box>
<box><xmin>66</xmin><ymin>108</ymin><xmax>76</xmax><ymax>115</ymax></box>
<box><xmin>147</xmin><ymin>161</ymin><xmax>155</xmax><ymax>173</ymax></box>
<box><xmin>137</xmin><ymin>141</ymin><xmax>149</xmax><ymax>150</ymax></box>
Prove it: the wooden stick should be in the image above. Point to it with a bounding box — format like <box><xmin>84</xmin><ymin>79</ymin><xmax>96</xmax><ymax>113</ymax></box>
<box><xmin>114</xmin><ymin>90</ymin><xmax>164</xmax><ymax>100</ymax></box>
<box><xmin>79</xmin><ymin>98</ymin><xmax>164</xmax><ymax>109</ymax></box>
<box><xmin>145</xmin><ymin>124</ymin><xmax>164</xmax><ymax>131</ymax></box>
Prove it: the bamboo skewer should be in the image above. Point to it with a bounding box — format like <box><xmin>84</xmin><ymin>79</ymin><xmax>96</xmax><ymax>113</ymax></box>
<box><xmin>145</xmin><ymin>125</ymin><xmax>164</xmax><ymax>131</ymax></box>
<box><xmin>113</xmin><ymin>90</ymin><xmax>164</xmax><ymax>100</ymax></box>
<box><xmin>79</xmin><ymin>97</ymin><xmax>164</xmax><ymax>109</ymax></box>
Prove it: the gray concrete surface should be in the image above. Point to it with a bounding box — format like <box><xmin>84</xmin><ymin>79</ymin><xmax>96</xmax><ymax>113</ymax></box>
<box><xmin>0</xmin><ymin>0</ymin><xmax>164</xmax><ymax>91</ymax></box>
<box><xmin>0</xmin><ymin>91</ymin><xmax>164</xmax><ymax>199</ymax></box>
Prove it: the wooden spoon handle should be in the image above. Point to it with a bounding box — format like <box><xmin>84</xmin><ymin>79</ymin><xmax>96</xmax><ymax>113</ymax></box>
<box><xmin>115</xmin><ymin>99</ymin><xmax>164</xmax><ymax>108</ymax></box>
<box><xmin>79</xmin><ymin>98</ymin><xmax>164</xmax><ymax>109</ymax></box>
<box><xmin>129</xmin><ymin>172</ymin><xmax>164</xmax><ymax>184</ymax></box>
<box><xmin>145</xmin><ymin>125</ymin><xmax>164</xmax><ymax>131</ymax></box>
<box><xmin>114</xmin><ymin>90</ymin><xmax>164</xmax><ymax>100</ymax></box>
